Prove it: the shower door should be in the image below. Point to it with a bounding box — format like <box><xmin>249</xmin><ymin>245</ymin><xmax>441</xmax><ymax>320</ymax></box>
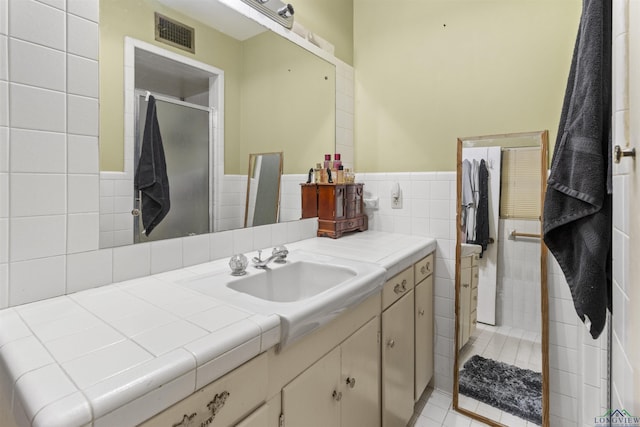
<box><xmin>134</xmin><ymin>94</ymin><xmax>212</xmax><ymax>243</ymax></box>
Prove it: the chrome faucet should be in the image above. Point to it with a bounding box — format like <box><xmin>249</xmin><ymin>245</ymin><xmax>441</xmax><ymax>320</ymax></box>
<box><xmin>253</xmin><ymin>246</ymin><xmax>289</xmax><ymax>269</ymax></box>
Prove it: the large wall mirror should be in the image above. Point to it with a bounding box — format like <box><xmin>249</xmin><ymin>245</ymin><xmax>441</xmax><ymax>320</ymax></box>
<box><xmin>98</xmin><ymin>0</ymin><xmax>337</xmax><ymax>247</ymax></box>
<box><xmin>453</xmin><ymin>131</ymin><xmax>549</xmax><ymax>426</ymax></box>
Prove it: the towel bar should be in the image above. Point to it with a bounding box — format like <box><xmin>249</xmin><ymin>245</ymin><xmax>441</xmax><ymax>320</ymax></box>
<box><xmin>510</xmin><ymin>230</ymin><xmax>541</xmax><ymax>239</ymax></box>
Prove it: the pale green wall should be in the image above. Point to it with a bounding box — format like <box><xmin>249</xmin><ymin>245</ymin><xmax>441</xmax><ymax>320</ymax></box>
<box><xmin>353</xmin><ymin>0</ymin><xmax>581</xmax><ymax>172</ymax></box>
<box><xmin>241</xmin><ymin>32</ymin><xmax>335</xmax><ymax>174</ymax></box>
<box><xmin>291</xmin><ymin>0</ymin><xmax>354</xmax><ymax>65</ymax></box>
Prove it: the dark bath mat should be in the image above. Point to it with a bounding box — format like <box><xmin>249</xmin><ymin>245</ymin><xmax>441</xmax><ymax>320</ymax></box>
<box><xmin>458</xmin><ymin>354</ymin><xmax>542</xmax><ymax>425</ymax></box>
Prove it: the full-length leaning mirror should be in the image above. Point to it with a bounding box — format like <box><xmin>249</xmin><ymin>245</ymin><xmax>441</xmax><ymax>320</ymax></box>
<box><xmin>244</xmin><ymin>152</ymin><xmax>283</xmax><ymax>227</ymax></box>
<box><xmin>453</xmin><ymin>130</ymin><xmax>549</xmax><ymax>426</ymax></box>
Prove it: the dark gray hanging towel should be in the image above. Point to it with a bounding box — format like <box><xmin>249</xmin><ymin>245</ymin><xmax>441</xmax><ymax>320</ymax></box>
<box><xmin>473</xmin><ymin>159</ymin><xmax>490</xmax><ymax>257</ymax></box>
<box><xmin>135</xmin><ymin>95</ymin><xmax>171</xmax><ymax>236</ymax></box>
<box><xmin>543</xmin><ymin>0</ymin><xmax>611</xmax><ymax>339</ymax></box>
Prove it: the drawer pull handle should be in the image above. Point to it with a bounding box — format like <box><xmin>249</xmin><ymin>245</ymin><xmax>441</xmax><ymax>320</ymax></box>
<box><xmin>346</xmin><ymin>377</ymin><xmax>356</xmax><ymax>388</ymax></box>
<box><xmin>420</xmin><ymin>266</ymin><xmax>426</xmax><ymax>274</ymax></box>
<box><xmin>394</xmin><ymin>279</ymin><xmax>407</xmax><ymax>293</ymax></box>
<box><xmin>418</xmin><ymin>309</ymin><xmax>425</xmax><ymax>316</ymax></box>
<box><xmin>387</xmin><ymin>339</ymin><xmax>395</xmax><ymax>348</ymax></box>
<box><xmin>462</xmin><ymin>283</ymin><xmax>469</xmax><ymax>288</ymax></box>
<box><xmin>332</xmin><ymin>390</ymin><xmax>343</xmax><ymax>401</ymax></box>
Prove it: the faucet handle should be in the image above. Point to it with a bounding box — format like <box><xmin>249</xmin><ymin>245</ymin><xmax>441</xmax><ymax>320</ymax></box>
<box><xmin>272</xmin><ymin>245</ymin><xmax>288</xmax><ymax>263</ymax></box>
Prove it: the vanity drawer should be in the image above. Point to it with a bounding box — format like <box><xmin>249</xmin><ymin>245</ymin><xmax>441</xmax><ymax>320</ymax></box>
<box><xmin>471</xmin><ymin>266</ymin><xmax>479</xmax><ymax>289</ymax></box>
<box><xmin>471</xmin><ymin>253</ymin><xmax>480</xmax><ymax>266</ymax></box>
<box><xmin>414</xmin><ymin>253</ymin><xmax>434</xmax><ymax>284</ymax></box>
<box><xmin>460</xmin><ymin>255</ymin><xmax>472</xmax><ymax>269</ymax></box>
<box><xmin>140</xmin><ymin>353</ymin><xmax>268</xmax><ymax>427</ymax></box>
<box><xmin>336</xmin><ymin>216</ymin><xmax>364</xmax><ymax>231</ymax></box>
<box><xmin>383</xmin><ymin>266</ymin><xmax>414</xmax><ymax>309</ymax></box>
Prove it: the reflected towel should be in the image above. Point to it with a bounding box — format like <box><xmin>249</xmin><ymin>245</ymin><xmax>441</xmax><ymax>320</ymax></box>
<box><xmin>135</xmin><ymin>95</ymin><xmax>171</xmax><ymax>236</ymax></box>
<box><xmin>543</xmin><ymin>0</ymin><xmax>611</xmax><ymax>339</ymax></box>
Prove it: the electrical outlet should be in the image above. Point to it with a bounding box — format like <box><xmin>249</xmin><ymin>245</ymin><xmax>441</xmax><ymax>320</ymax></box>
<box><xmin>391</xmin><ymin>195</ymin><xmax>402</xmax><ymax>209</ymax></box>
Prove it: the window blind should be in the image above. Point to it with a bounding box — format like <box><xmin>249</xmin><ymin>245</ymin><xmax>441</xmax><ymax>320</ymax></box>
<box><xmin>500</xmin><ymin>147</ymin><xmax>541</xmax><ymax>219</ymax></box>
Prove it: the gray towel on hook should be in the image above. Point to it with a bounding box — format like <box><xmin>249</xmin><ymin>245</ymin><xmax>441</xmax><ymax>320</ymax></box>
<box><xmin>543</xmin><ymin>0</ymin><xmax>611</xmax><ymax>339</ymax></box>
<box><xmin>135</xmin><ymin>95</ymin><xmax>171</xmax><ymax>236</ymax></box>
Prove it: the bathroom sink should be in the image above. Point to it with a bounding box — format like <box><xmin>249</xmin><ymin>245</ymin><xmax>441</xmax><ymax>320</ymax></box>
<box><xmin>183</xmin><ymin>251</ymin><xmax>386</xmax><ymax>348</ymax></box>
<box><xmin>227</xmin><ymin>261</ymin><xmax>357</xmax><ymax>302</ymax></box>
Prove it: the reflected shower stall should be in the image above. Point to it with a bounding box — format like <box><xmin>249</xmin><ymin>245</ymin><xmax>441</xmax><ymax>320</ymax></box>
<box><xmin>134</xmin><ymin>92</ymin><xmax>213</xmax><ymax>243</ymax></box>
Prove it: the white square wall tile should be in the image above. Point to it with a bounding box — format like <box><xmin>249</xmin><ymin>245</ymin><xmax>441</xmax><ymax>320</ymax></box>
<box><xmin>68</xmin><ymin>174</ymin><xmax>99</xmax><ymax>213</ymax></box>
<box><xmin>68</xmin><ymin>55</ymin><xmax>98</xmax><ymax>98</ymax></box>
<box><xmin>150</xmin><ymin>238</ymin><xmax>183</xmax><ymax>274</ymax></box>
<box><xmin>67</xmin><ymin>249</ymin><xmax>112</xmax><ymax>293</ymax></box>
<box><xmin>0</xmin><ymin>1</ymin><xmax>6</xmax><ymax>36</ymax></box>
<box><xmin>113</xmin><ymin>243</ymin><xmax>151</xmax><ymax>282</ymax></box>
<box><xmin>9</xmin><ymin>255</ymin><xmax>66</xmax><ymax>306</ymax></box>
<box><xmin>10</xmin><ymin>215</ymin><xmax>66</xmax><ymax>262</ymax></box>
<box><xmin>0</xmin><ymin>127</ymin><xmax>7</xmax><ymax>173</ymax></box>
<box><xmin>0</xmin><ymin>264</ymin><xmax>7</xmax><ymax>308</ymax></box>
<box><xmin>10</xmin><ymin>129</ymin><xmax>66</xmax><ymax>173</ymax></box>
<box><xmin>9</xmin><ymin>83</ymin><xmax>66</xmax><ymax>132</ymax></box>
<box><xmin>67</xmin><ymin>95</ymin><xmax>98</xmax><ymax>136</ymax></box>
<box><xmin>0</xmin><ymin>82</ymin><xmax>7</xmax><ymax>127</ymax></box>
<box><xmin>10</xmin><ymin>173</ymin><xmax>66</xmax><ymax>216</ymax></box>
<box><xmin>67</xmin><ymin>0</ymin><xmax>99</xmax><ymax>23</ymax></box>
<box><xmin>9</xmin><ymin>0</ymin><xmax>65</xmax><ymax>50</ymax></box>
<box><xmin>182</xmin><ymin>234</ymin><xmax>209</xmax><ymax>267</ymax></box>
<box><xmin>68</xmin><ymin>134</ymin><xmax>99</xmax><ymax>174</ymax></box>
<box><xmin>0</xmin><ymin>35</ymin><xmax>8</xmax><ymax>80</ymax></box>
<box><xmin>9</xmin><ymin>38</ymin><xmax>65</xmax><ymax>91</ymax></box>
<box><xmin>67</xmin><ymin>213</ymin><xmax>99</xmax><ymax>254</ymax></box>
<box><xmin>67</xmin><ymin>15</ymin><xmax>98</xmax><ymax>60</ymax></box>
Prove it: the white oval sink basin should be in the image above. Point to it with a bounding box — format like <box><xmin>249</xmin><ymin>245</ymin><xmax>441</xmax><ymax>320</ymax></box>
<box><xmin>182</xmin><ymin>251</ymin><xmax>386</xmax><ymax>348</ymax></box>
<box><xmin>227</xmin><ymin>261</ymin><xmax>357</xmax><ymax>302</ymax></box>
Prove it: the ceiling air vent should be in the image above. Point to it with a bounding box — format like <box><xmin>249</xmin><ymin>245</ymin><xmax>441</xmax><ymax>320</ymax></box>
<box><xmin>155</xmin><ymin>13</ymin><xmax>195</xmax><ymax>54</ymax></box>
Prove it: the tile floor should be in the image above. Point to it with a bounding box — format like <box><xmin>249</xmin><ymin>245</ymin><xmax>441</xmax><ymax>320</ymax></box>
<box><xmin>410</xmin><ymin>324</ymin><xmax>542</xmax><ymax>426</ymax></box>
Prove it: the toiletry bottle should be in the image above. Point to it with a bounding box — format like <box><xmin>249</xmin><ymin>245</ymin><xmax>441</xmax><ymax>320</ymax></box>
<box><xmin>314</xmin><ymin>163</ymin><xmax>322</xmax><ymax>183</ymax></box>
<box><xmin>323</xmin><ymin>154</ymin><xmax>332</xmax><ymax>170</ymax></box>
<box><xmin>333</xmin><ymin>153</ymin><xmax>342</xmax><ymax>169</ymax></box>
<box><xmin>337</xmin><ymin>165</ymin><xmax>344</xmax><ymax>184</ymax></box>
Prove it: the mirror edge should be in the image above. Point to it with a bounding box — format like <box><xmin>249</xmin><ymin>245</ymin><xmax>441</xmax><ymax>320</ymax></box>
<box><xmin>452</xmin><ymin>130</ymin><xmax>550</xmax><ymax>427</ymax></box>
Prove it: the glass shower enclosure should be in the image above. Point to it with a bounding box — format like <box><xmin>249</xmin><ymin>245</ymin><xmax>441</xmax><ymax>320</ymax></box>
<box><xmin>134</xmin><ymin>93</ymin><xmax>212</xmax><ymax>243</ymax></box>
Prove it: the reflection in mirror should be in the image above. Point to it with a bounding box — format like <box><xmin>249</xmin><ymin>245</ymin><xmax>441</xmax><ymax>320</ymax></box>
<box><xmin>99</xmin><ymin>0</ymin><xmax>336</xmax><ymax>248</ymax></box>
<box><xmin>244</xmin><ymin>152</ymin><xmax>283</xmax><ymax>227</ymax></box>
<box><xmin>454</xmin><ymin>131</ymin><xmax>549</xmax><ymax>426</ymax></box>
<box><xmin>134</xmin><ymin>92</ymin><xmax>212</xmax><ymax>243</ymax></box>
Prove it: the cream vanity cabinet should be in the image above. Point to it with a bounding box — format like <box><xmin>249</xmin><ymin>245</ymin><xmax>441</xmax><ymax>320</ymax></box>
<box><xmin>458</xmin><ymin>253</ymin><xmax>479</xmax><ymax>349</ymax></box>
<box><xmin>281</xmin><ymin>316</ymin><xmax>380</xmax><ymax>427</ymax></box>
<box><xmin>382</xmin><ymin>266</ymin><xmax>415</xmax><ymax>427</ymax></box>
<box><xmin>414</xmin><ymin>254</ymin><xmax>434</xmax><ymax>400</ymax></box>
<box><xmin>140</xmin><ymin>353</ymin><xmax>268</xmax><ymax>427</ymax></box>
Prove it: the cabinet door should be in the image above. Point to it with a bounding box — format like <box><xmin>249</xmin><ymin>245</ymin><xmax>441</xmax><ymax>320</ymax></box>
<box><xmin>382</xmin><ymin>291</ymin><xmax>415</xmax><ymax>427</ymax></box>
<box><xmin>282</xmin><ymin>347</ymin><xmax>341</xmax><ymax>427</ymax></box>
<box><xmin>341</xmin><ymin>316</ymin><xmax>381</xmax><ymax>427</ymax></box>
<box><xmin>415</xmin><ymin>276</ymin><xmax>433</xmax><ymax>400</ymax></box>
<box><xmin>235</xmin><ymin>404</ymin><xmax>268</xmax><ymax>427</ymax></box>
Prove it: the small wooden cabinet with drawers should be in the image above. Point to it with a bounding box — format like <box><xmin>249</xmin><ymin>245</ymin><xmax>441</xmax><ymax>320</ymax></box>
<box><xmin>458</xmin><ymin>253</ymin><xmax>479</xmax><ymax>349</ymax></box>
<box><xmin>300</xmin><ymin>183</ymin><xmax>368</xmax><ymax>238</ymax></box>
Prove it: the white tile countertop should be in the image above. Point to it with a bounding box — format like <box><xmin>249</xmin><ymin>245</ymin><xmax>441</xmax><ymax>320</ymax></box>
<box><xmin>0</xmin><ymin>231</ymin><xmax>436</xmax><ymax>427</ymax></box>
